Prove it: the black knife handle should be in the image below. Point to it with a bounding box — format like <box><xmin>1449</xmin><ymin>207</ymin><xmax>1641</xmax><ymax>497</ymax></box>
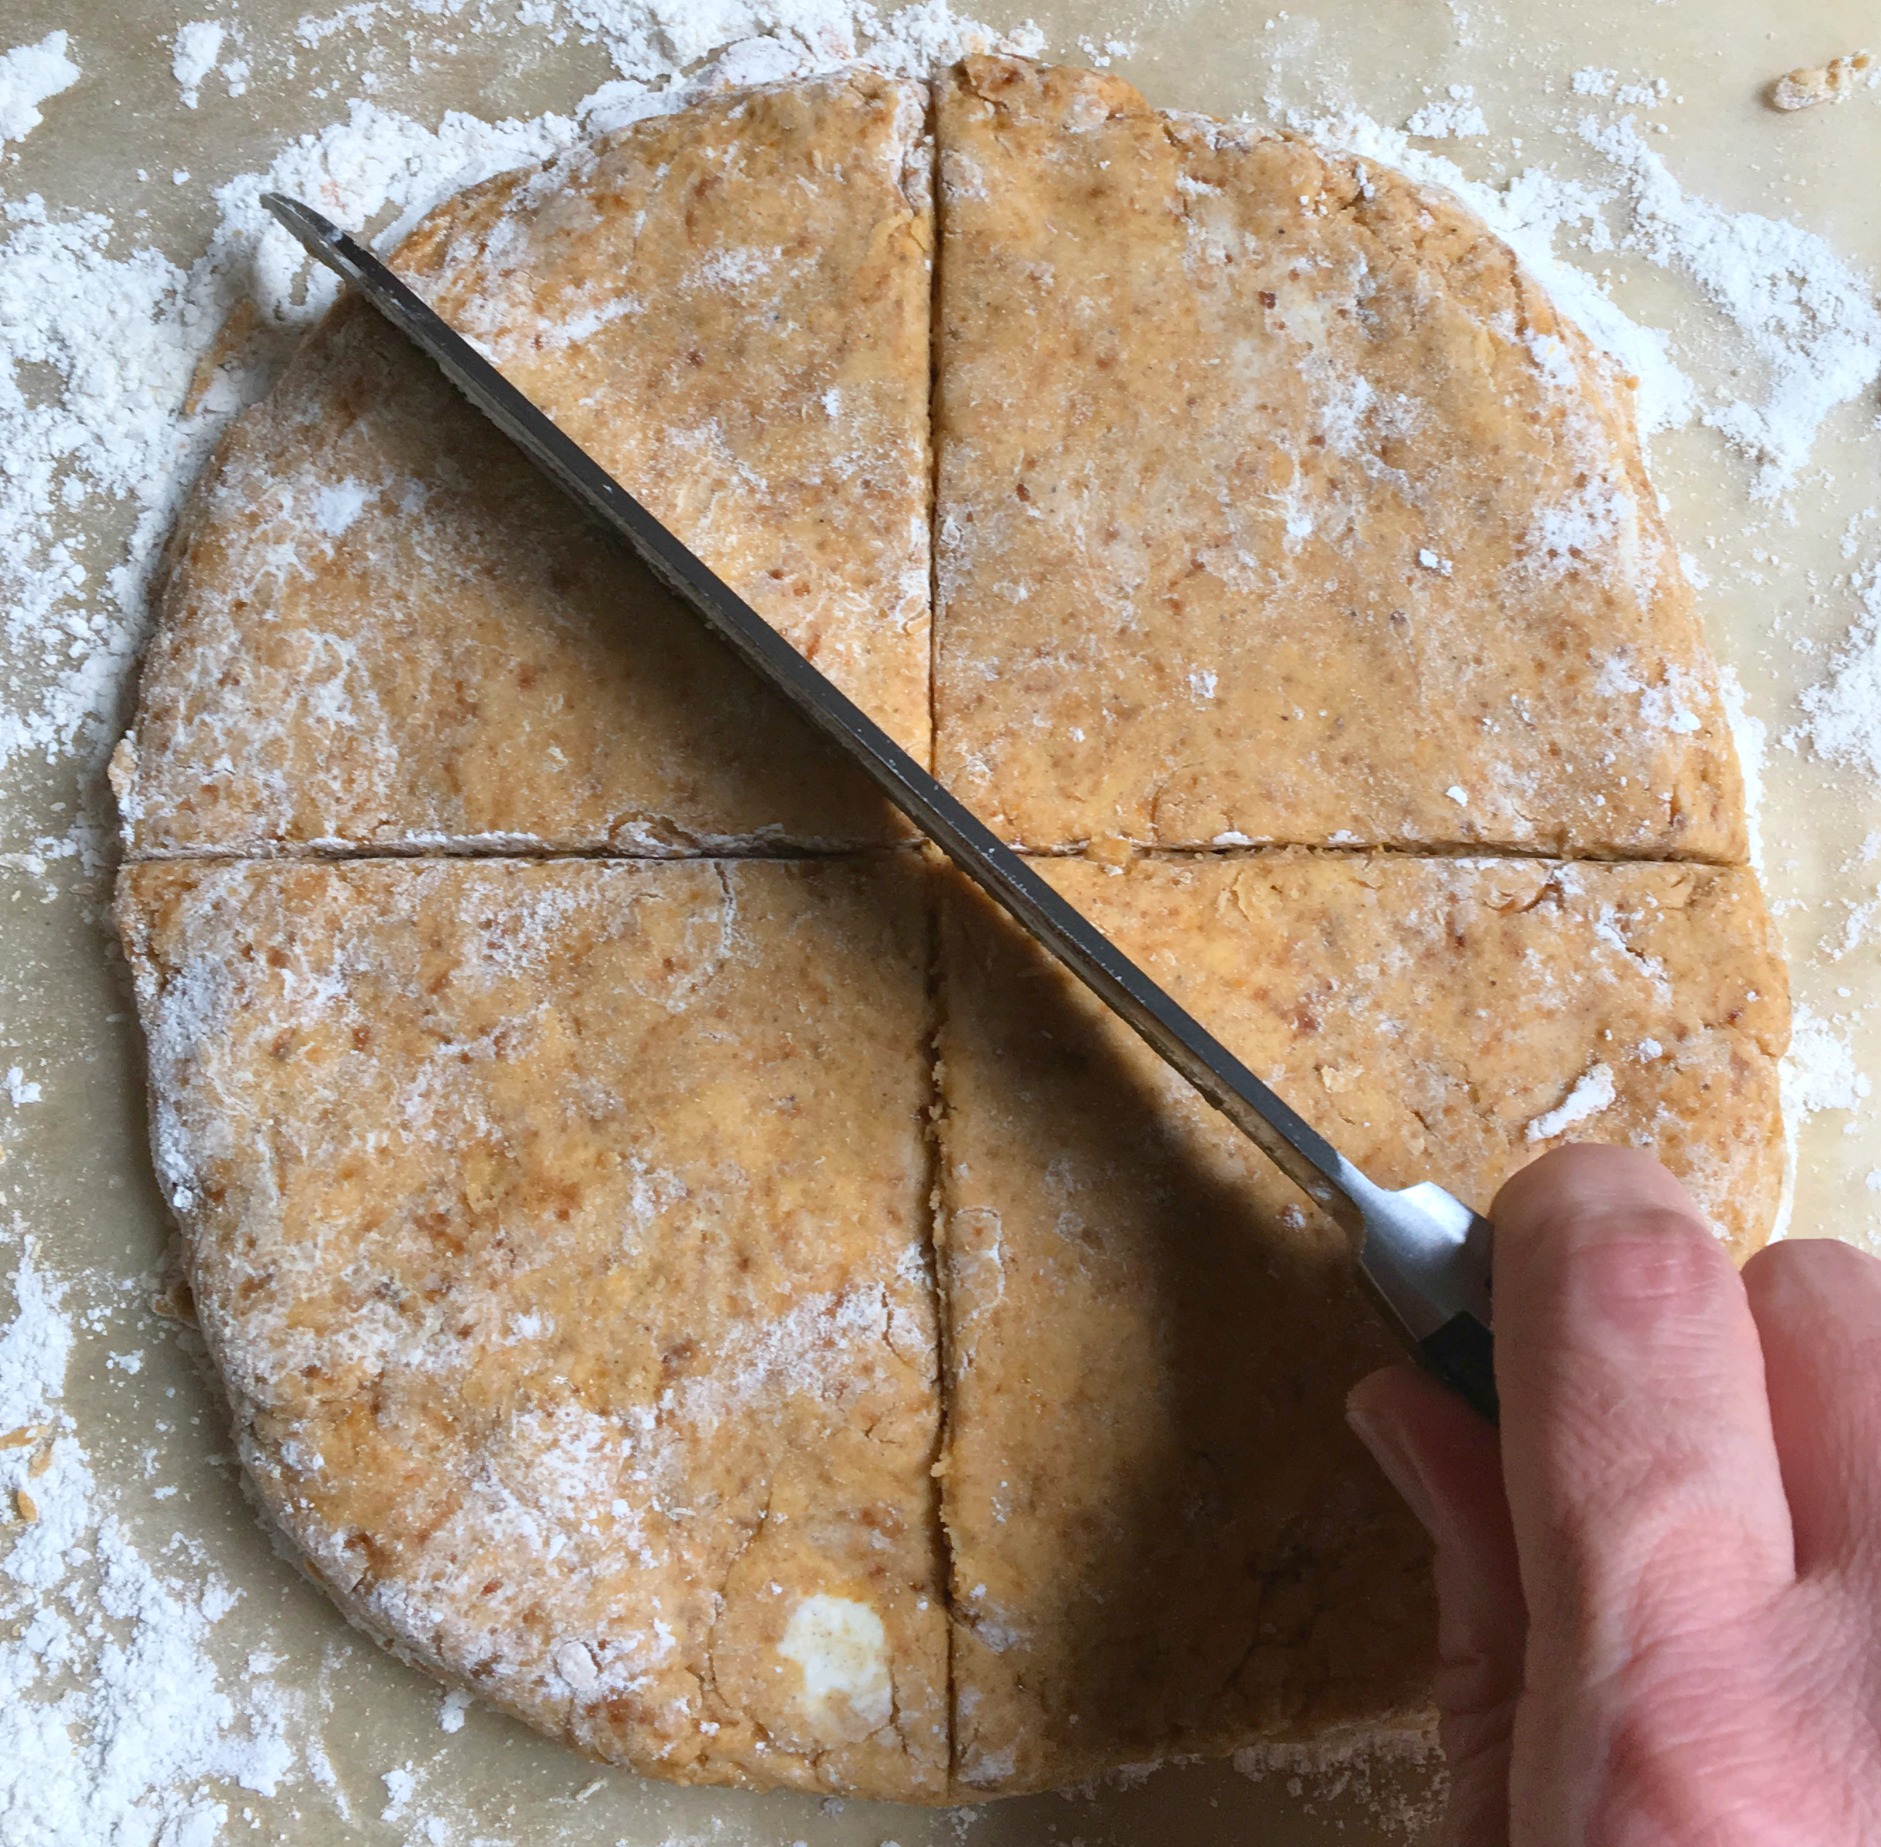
<box><xmin>1417</xmin><ymin>1311</ymin><xmax>1499</xmax><ymax>1423</ymax></box>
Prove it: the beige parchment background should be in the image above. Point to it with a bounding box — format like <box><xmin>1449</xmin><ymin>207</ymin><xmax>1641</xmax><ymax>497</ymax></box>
<box><xmin>2</xmin><ymin>0</ymin><xmax>1879</xmax><ymax>1840</ymax></box>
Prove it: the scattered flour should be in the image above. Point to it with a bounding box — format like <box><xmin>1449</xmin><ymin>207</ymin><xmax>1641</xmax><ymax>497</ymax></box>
<box><xmin>171</xmin><ymin>21</ymin><xmax>227</xmax><ymax>110</ymax></box>
<box><xmin>1777</xmin><ymin>1005</ymin><xmax>1871</xmax><ymax>1240</ymax></box>
<box><xmin>1075</xmin><ymin>33</ymin><xmax>1135</xmax><ymax>69</ymax></box>
<box><xmin>1309</xmin><ymin>109</ymin><xmax>1699</xmax><ymax>438</ymax></box>
<box><xmin>1613</xmin><ymin>77</ymin><xmax>1667</xmax><ymax>109</ymax></box>
<box><xmin>1783</xmin><ymin>1004</ymin><xmax>1871</xmax><ymax>1121</ymax></box>
<box><xmin>1793</xmin><ymin>563</ymin><xmax>1881</xmax><ymax>782</ymax></box>
<box><xmin>1580</xmin><ymin>115</ymin><xmax>1881</xmax><ymax>497</ymax></box>
<box><xmin>0</xmin><ymin>0</ymin><xmax>1042</xmax><ymax>787</ymax></box>
<box><xmin>0</xmin><ymin>31</ymin><xmax>80</xmax><ymax>146</ymax></box>
<box><xmin>0</xmin><ymin>1248</ymin><xmax>297</xmax><ymax>1845</ymax></box>
<box><xmin>546</xmin><ymin>0</ymin><xmax>1043</xmax><ymax>88</ymax></box>
<box><xmin>0</xmin><ymin>200</ymin><xmax>211</xmax><ymax>774</ymax></box>
<box><xmin>1234</xmin><ymin>1725</ymin><xmax>1444</xmax><ymax>1840</ymax></box>
<box><xmin>1406</xmin><ymin>84</ymin><xmax>1485</xmax><ymax>138</ymax></box>
<box><xmin>1313</xmin><ymin>101</ymin><xmax>1881</xmax><ymax>491</ymax></box>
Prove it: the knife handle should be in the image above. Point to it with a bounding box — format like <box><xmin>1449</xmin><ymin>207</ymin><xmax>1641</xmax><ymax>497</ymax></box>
<box><xmin>1416</xmin><ymin>1310</ymin><xmax>1499</xmax><ymax>1423</ymax></box>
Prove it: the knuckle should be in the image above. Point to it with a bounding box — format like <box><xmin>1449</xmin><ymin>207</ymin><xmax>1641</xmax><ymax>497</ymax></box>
<box><xmin>1573</xmin><ymin>1210</ymin><xmax>1730</xmax><ymax>1331</ymax></box>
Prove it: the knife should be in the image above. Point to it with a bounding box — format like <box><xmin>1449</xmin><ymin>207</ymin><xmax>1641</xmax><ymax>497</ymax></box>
<box><xmin>261</xmin><ymin>191</ymin><xmax>1500</xmax><ymax>1422</ymax></box>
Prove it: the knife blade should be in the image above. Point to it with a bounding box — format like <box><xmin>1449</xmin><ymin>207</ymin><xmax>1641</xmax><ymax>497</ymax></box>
<box><xmin>261</xmin><ymin>190</ymin><xmax>1499</xmax><ymax>1421</ymax></box>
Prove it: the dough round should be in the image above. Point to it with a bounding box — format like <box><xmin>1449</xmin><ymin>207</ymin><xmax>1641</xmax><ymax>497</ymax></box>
<box><xmin>117</xmin><ymin>59</ymin><xmax>1786</xmax><ymax>1803</ymax></box>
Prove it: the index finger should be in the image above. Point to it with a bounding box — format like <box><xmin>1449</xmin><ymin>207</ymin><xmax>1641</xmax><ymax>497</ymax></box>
<box><xmin>1491</xmin><ymin>1146</ymin><xmax>1794</xmax><ymax>1681</ymax></box>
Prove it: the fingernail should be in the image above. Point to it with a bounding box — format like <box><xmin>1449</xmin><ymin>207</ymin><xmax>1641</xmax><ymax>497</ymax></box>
<box><xmin>1346</xmin><ymin>1394</ymin><xmax>1442</xmax><ymax>1540</ymax></box>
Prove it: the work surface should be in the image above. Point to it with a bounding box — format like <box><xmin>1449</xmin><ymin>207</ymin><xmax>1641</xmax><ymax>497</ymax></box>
<box><xmin>2</xmin><ymin>0</ymin><xmax>1879</xmax><ymax>1841</ymax></box>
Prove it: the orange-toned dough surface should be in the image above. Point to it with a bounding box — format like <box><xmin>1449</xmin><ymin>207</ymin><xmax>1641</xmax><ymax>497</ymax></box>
<box><xmin>936</xmin><ymin>853</ymin><xmax>1786</xmax><ymax>1794</ymax></box>
<box><xmin>114</xmin><ymin>72</ymin><xmax>931</xmax><ymax>855</ymax></box>
<box><xmin>931</xmin><ymin>58</ymin><xmax>1744</xmax><ymax>859</ymax></box>
<box><xmin>112</xmin><ymin>58</ymin><xmax>1789</xmax><ymax>1808</ymax></box>
<box><xmin>117</xmin><ymin>856</ymin><xmax>948</xmax><ymax>1800</ymax></box>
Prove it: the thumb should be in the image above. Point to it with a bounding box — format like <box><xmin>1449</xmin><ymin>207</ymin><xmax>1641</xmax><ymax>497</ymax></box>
<box><xmin>1348</xmin><ymin>1363</ymin><xmax>1524</xmax><ymax>1847</ymax></box>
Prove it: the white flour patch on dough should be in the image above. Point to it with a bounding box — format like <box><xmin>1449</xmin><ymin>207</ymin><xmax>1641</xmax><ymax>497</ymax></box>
<box><xmin>1524</xmin><ymin>1062</ymin><xmax>1618</xmax><ymax>1142</ymax></box>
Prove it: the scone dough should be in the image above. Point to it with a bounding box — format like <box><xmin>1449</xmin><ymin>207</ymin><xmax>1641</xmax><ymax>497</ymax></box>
<box><xmin>937</xmin><ymin>853</ymin><xmax>1786</xmax><ymax>1794</ymax></box>
<box><xmin>932</xmin><ymin>57</ymin><xmax>1744</xmax><ymax>859</ymax></box>
<box><xmin>119</xmin><ymin>855</ymin><xmax>948</xmax><ymax>1799</ymax></box>
<box><xmin>113</xmin><ymin>57</ymin><xmax>1790</xmax><ymax>1807</ymax></box>
<box><xmin>114</xmin><ymin>72</ymin><xmax>932</xmax><ymax>857</ymax></box>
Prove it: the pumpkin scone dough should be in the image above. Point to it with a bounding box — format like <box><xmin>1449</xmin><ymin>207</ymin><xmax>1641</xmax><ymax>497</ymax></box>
<box><xmin>932</xmin><ymin>57</ymin><xmax>1744</xmax><ymax>859</ymax></box>
<box><xmin>110</xmin><ymin>55</ymin><xmax>1791</xmax><ymax>1811</ymax></box>
<box><xmin>113</xmin><ymin>72</ymin><xmax>932</xmax><ymax>857</ymax></box>
<box><xmin>117</xmin><ymin>855</ymin><xmax>949</xmax><ymax>1800</ymax></box>
<box><xmin>936</xmin><ymin>853</ymin><xmax>1786</xmax><ymax>1795</ymax></box>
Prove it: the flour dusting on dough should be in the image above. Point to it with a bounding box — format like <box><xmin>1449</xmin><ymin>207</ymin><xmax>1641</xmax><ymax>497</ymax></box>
<box><xmin>1525</xmin><ymin>1063</ymin><xmax>1618</xmax><ymax>1141</ymax></box>
<box><xmin>779</xmin><ymin>1594</ymin><xmax>894</xmax><ymax>1733</ymax></box>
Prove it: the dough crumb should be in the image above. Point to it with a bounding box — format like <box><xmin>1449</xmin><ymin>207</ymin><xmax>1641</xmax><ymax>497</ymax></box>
<box><xmin>1768</xmin><ymin>52</ymin><xmax>1873</xmax><ymax>112</ymax></box>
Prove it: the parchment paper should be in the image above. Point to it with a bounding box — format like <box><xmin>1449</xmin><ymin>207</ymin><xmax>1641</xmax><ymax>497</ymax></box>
<box><xmin>4</xmin><ymin>0</ymin><xmax>1878</xmax><ymax>1839</ymax></box>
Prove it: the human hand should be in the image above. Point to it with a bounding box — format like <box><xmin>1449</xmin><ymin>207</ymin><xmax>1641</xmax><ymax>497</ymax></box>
<box><xmin>1346</xmin><ymin>1144</ymin><xmax>1881</xmax><ymax>1846</ymax></box>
